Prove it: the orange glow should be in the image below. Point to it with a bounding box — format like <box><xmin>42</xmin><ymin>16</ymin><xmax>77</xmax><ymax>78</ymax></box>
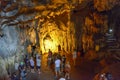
<box><xmin>43</xmin><ymin>39</ymin><xmax>57</xmax><ymax>53</ymax></box>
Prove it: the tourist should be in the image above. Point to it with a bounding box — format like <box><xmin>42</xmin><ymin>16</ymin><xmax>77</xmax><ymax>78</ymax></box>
<box><xmin>47</xmin><ymin>49</ymin><xmax>52</xmax><ymax>67</ymax></box>
<box><xmin>18</xmin><ymin>62</ymin><xmax>24</xmax><ymax>73</ymax></box>
<box><xmin>61</xmin><ymin>55</ymin><xmax>66</xmax><ymax>73</ymax></box>
<box><xmin>14</xmin><ymin>55</ymin><xmax>19</xmax><ymax>71</ymax></box>
<box><xmin>36</xmin><ymin>52</ymin><xmax>40</xmax><ymax>59</ymax></box>
<box><xmin>11</xmin><ymin>72</ymin><xmax>19</xmax><ymax>80</ymax></box>
<box><xmin>29</xmin><ymin>57</ymin><xmax>35</xmax><ymax>73</ymax></box>
<box><xmin>20</xmin><ymin>67</ymin><xmax>27</xmax><ymax>80</ymax></box>
<box><xmin>36</xmin><ymin>56</ymin><xmax>41</xmax><ymax>74</ymax></box>
<box><xmin>105</xmin><ymin>72</ymin><xmax>112</xmax><ymax>80</ymax></box>
<box><xmin>72</xmin><ymin>49</ymin><xmax>77</xmax><ymax>66</ymax></box>
<box><xmin>65</xmin><ymin>62</ymin><xmax>71</xmax><ymax>80</ymax></box>
<box><xmin>100</xmin><ymin>73</ymin><xmax>108</xmax><ymax>80</ymax></box>
<box><xmin>55</xmin><ymin>57</ymin><xmax>61</xmax><ymax>77</ymax></box>
<box><xmin>48</xmin><ymin>49</ymin><xmax>52</xmax><ymax>56</ymax></box>
<box><xmin>24</xmin><ymin>55</ymin><xmax>29</xmax><ymax>69</ymax></box>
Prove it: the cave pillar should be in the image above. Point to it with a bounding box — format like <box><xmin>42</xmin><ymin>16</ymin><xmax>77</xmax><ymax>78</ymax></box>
<box><xmin>35</xmin><ymin>19</ymin><xmax>40</xmax><ymax>48</ymax></box>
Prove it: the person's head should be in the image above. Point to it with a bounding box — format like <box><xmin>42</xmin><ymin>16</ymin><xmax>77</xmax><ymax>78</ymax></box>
<box><xmin>31</xmin><ymin>57</ymin><xmax>33</xmax><ymax>59</ymax></box>
<box><xmin>40</xmin><ymin>50</ymin><xmax>42</xmax><ymax>54</ymax></box>
<box><xmin>105</xmin><ymin>72</ymin><xmax>112</xmax><ymax>79</ymax></box>
<box><xmin>20</xmin><ymin>62</ymin><xmax>24</xmax><ymax>66</ymax></box>
<box><xmin>59</xmin><ymin>77</ymin><xmax>66</xmax><ymax>80</ymax></box>
<box><xmin>63</xmin><ymin>55</ymin><xmax>65</xmax><ymax>57</ymax></box>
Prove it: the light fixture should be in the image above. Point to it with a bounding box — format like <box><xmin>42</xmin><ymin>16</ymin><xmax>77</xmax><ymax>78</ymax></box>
<box><xmin>109</xmin><ymin>28</ymin><xmax>113</xmax><ymax>33</ymax></box>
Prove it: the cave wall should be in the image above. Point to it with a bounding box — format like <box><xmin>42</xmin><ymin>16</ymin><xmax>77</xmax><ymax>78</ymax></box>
<box><xmin>0</xmin><ymin>25</ymin><xmax>24</xmax><ymax>78</ymax></box>
<box><xmin>0</xmin><ymin>0</ymin><xmax>76</xmax><ymax>78</ymax></box>
<box><xmin>0</xmin><ymin>0</ymin><xmax>120</xmax><ymax>78</ymax></box>
<box><xmin>71</xmin><ymin>0</ymin><xmax>120</xmax><ymax>52</ymax></box>
<box><xmin>27</xmin><ymin>12</ymin><xmax>76</xmax><ymax>53</ymax></box>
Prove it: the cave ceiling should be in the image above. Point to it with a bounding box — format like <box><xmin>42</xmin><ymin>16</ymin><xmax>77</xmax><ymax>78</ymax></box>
<box><xmin>0</xmin><ymin>0</ymin><xmax>120</xmax><ymax>26</ymax></box>
<box><xmin>0</xmin><ymin>0</ymin><xmax>73</xmax><ymax>26</ymax></box>
<box><xmin>0</xmin><ymin>0</ymin><xmax>80</xmax><ymax>54</ymax></box>
<box><xmin>0</xmin><ymin>0</ymin><xmax>120</xmax><ymax>78</ymax></box>
<box><xmin>0</xmin><ymin>0</ymin><xmax>120</xmax><ymax>53</ymax></box>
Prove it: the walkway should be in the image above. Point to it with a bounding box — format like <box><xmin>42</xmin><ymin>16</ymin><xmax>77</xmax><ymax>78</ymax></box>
<box><xmin>26</xmin><ymin>51</ymin><xmax>102</xmax><ymax>80</ymax></box>
<box><xmin>26</xmin><ymin>53</ymin><xmax>54</xmax><ymax>80</ymax></box>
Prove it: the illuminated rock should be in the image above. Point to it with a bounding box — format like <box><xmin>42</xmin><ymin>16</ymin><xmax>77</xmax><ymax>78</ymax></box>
<box><xmin>38</xmin><ymin>19</ymin><xmax>76</xmax><ymax>53</ymax></box>
<box><xmin>0</xmin><ymin>0</ymin><xmax>120</xmax><ymax>79</ymax></box>
<box><xmin>94</xmin><ymin>0</ymin><xmax>120</xmax><ymax>11</ymax></box>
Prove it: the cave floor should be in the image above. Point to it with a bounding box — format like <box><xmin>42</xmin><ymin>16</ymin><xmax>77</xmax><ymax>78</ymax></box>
<box><xmin>26</xmin><ymin>51</ymin><xmax>120</xmax><ymax>80</ymax></box>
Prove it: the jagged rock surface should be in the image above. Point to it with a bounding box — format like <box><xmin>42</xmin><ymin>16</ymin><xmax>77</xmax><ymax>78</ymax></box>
<box><xmin>0</xmin><ymin>0</ymin><xmax>120</xmax><ymax>79</ymax></box>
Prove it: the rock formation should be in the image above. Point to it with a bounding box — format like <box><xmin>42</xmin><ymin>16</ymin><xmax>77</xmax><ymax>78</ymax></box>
<box><xmin>0</xmin><ymin>0</ymin><xmax>120</xmax><ymax>79</ymax></box>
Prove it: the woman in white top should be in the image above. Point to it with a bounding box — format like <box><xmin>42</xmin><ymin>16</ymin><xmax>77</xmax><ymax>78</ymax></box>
<box><xmin>55</xmin><ymin>57</ymin><xmax>61</xmax><ymax>77</ymax></box>
<box><xmin>29</xmin><ymin>57</ymin><xmax>34</xmax><ymax>73</ymax></box>
<box><xmin>36</xmin><ymin>56</ymin><xmax>41</xmax><ymax>74</ymax></box>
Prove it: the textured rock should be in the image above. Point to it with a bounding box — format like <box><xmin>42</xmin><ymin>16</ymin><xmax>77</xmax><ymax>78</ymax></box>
<box><xmin>0</xmin><ymin>0</ymin><xmax>120</xmax><ymax>79</ymax></box>
<box><xmin>94</xmin><ymin>0</ymin><xmax>120</xmax><ymax>11</ymax></box>
<box><xmin>0</xmin><ymin>26</ymin><xmax>19</xmax><ymax>58</ymax></box>
<box><xmin>0</xmin><ymin>26</ymin><xmax>24</xmax><ymax>77</ymax></box>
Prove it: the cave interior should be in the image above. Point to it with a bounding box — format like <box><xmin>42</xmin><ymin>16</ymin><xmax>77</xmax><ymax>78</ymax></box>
<box><xmin>0</xmin><ymin>0</ymin><xmax>120</xmax><ymax>79</ymax></box>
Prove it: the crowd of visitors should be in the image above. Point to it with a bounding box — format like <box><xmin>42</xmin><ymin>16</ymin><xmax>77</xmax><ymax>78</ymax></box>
<box><xmin>7</xmin><ymin>48</ymin><xmax>112</xmax><ymax>80</ymax></box>
<box><xmin>7</xmin><ymin>49</ymin><xmax>81</xmax><ymax>80</ymax></box>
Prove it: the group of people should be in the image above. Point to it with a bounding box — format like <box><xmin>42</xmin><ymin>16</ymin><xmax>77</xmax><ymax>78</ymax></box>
<box><xmin>47</xmin><ymin>49</ymin><xmax>72</xmax><ymax>80</ymax></box>
<box><xmin>93</xmin><ymin>72</ymin><xmax>113</xmax><ymax>80</ymax></box>
<box><xmin>9</xmin><ymin>52</ymin><xmax>42</xmax><ymax>80</ymax></box>
<box><xmin>8</xmin><ymin>49</ymin><xmax>78</xmax><ymax>80</ymax></box>
<box><xmin>29</xmin><ymin>54</ymin><xmax>42</xmax><ymax>74</ymax></box>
